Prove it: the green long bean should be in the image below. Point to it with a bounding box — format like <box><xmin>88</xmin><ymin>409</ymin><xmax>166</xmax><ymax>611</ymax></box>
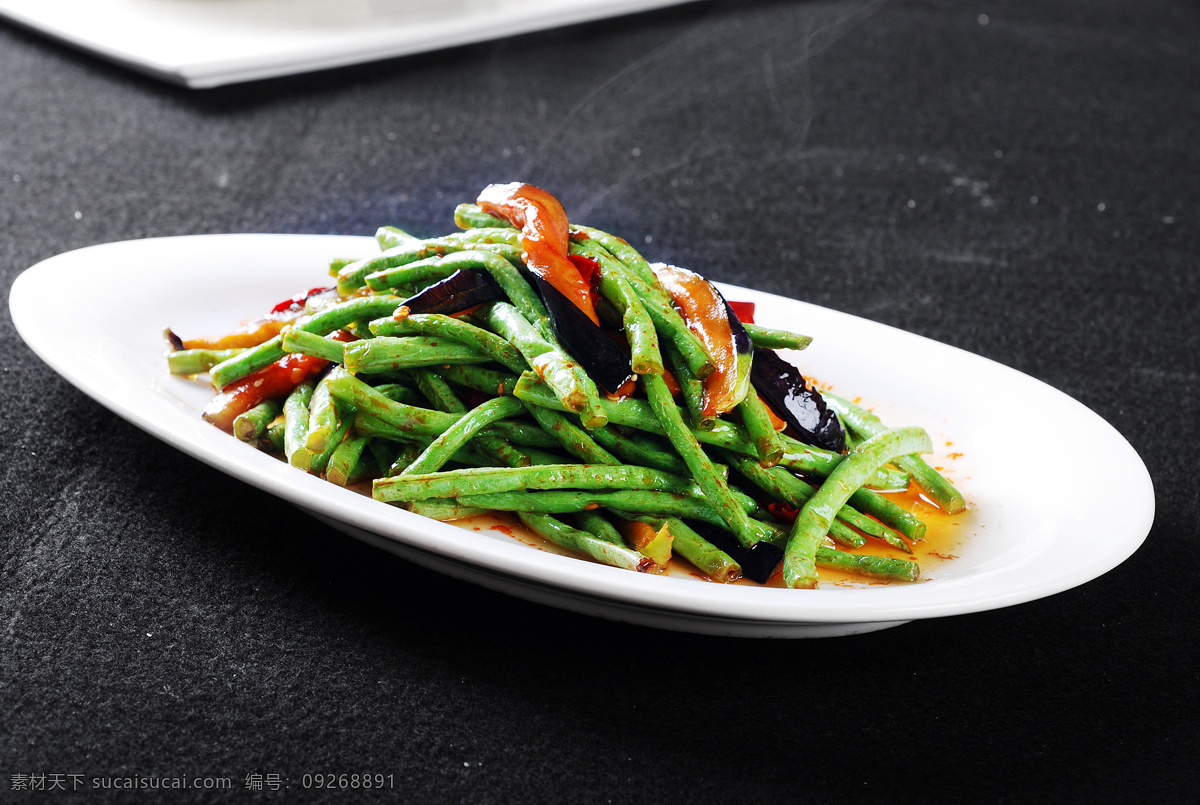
<box><xmin>636</xmin><ymin>517</ymin><xmax>742</xmax><ymax>582</ymax></box>
<box><xmin>523</xmin><ymin>404</ymin><xmax>618</xmax><ymax>466</ymax></box>
<box><xmin>743</xmin><ymin>323</ymin><xmax>812</xmax><ymax>351</ymax></box>
<box><xmin>778</xmin><ymin>436</ymin><xmax>909</xmax><ymax>491</ymax></box>
<box><xmin>296</xmin><ymin>370</ymin><xmax>355</xmax><ymax>470</ymax></box>
<box><xmin>326</xmin><ymin>435</ymin><xmax>371</xmax><ymax>486</ymax></box>
<box><xmin>456</xmin><ymin>490</ymin><xmax>744</xmax><ymax>530</ymax></box>
<box><xmin>376</xmin><ymin>463</ymin><xmax>708</xmax><ymax>504</ymax></box>
<box><xmin>436</xmin><ymin>364</ymin><xmax>520</xmax><ymax>397</ymax></box>
<box><xmin>643</xmin><ymin>373</ymin><xmax>772</xmax><ymax>548</ymax></box>
<box><xmin>338</xmin><ymin>231</ymin><xmax>522</xmax><ymax>294</ymax></box>
<box><xmin>613</xmin><ymin>269</ymin><xmax>714</xmax><ymax>380</ymax></box>
<box><xmin>210</xmin><ymin>296</ymin><xmax>404</xmax><ymax>388</ymax></box>
<box><xmin>399</xmin><ymin>396</ymin><xmax>525</xmax><ymax>476</ymax></box>
<box><xmin>233</xmin><ymin>400</ymin><xmax>280</xmax><ymax>443</ymax></box>
<box><xmin>586</xmin><ymin>425</ymin><xmax>689</xmax><ymax>476</ymax></box>
<box><xmin>407</xmin><ymin>368</ymin><xmax>530</xmax><ymax>469</ymax></box>
<box><xmin>374</xmin><ymin>225</ymin><xmax>417</xmax><ymax>251</ymax></box>
<box><xmin>484</xmin><ymin>303</ymin><xmax>605</xmax><ymax>427</ymax></box>
<box><xmin>513</xmin><ymin>372</ymin><xmax>755</xmax><ymax>457</ymax></box>
<box><xmin>823</xmin><ymin>393</ymin><xmax>965</xmax><ymax>514</ymax></box>
<box><xmin>281</xmin><ymin>327</ymin><xmax>346</xmax><ymax>364</ymax></box>
<box><xmin>723</xmin><ymin>450</ymin><xmax>909</xmax><ymax>551</ymax></box>
<box><xmin>454</xmin><ymin>204</ymin><xmax>511</xmax><ymax>231</ymax></box>
<box><xmin>737</xmin><ymin>389</ymin><xmax>785</xmax><ymax>467</ymax></box>
<box><xmin>664</xmin><ymin>342</ymin><xmax>713</xmax><ymax>431</ymax></box>
<box><xmin>283</xmin><ymin>380</ymin><xmax>315</xmax><ymax>466</ymax></box>
<box><xmin>783</xmin><ymin>427</ymin><xmax>932</xmax><ymax>589</ymax></box>
<box><xmin>570</xmin><ymin>510</ymin><xmax>626</xmax><ymax>546</ymax></box>
<box><xmin>167</xmin><ymin>347</ymin><xmax>245</xmax><ymax>375</ymax></box>
<box><xmin>569</xmin><ymin>228</ymin><xmax>713</xmax><ymax>379</ymax></box>
<box><xmin>343</xmin><ymin>336</ymin><xmax>492</xmax><ymax>374</ymax></box>
<box><xmin>369</xmin><ymin>313</ymin><xmax>527</xmax><ymax>373</ymax></box>
<box><xmin>261</xmin><ymin>421</ymin><xmax>286</xmax><ymax>454</ymax></box>
<box><xmin>569</xmin><ymin>239</ymin><xmax>663</xmax><ymax>376</ymax></box>
<box><xmin>517</xmin><ymin>512</ymin><xmax>648</xmax><ymax>572</ymax></box>
<box><xmin>815</xmin><ymin>548</ymin><xmax>919</xmax><ymax>582</ymax></box>
<box><xmin>326</xmin><ymin>372</ymin><xmax>459</xmax><ymax>438</ymax></box>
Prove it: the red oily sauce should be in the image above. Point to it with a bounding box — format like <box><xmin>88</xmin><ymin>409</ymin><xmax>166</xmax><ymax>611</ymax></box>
<box><xmin>441</xmin><ymin>478</ymin><xmax>971</xmax><ymax>589</ymax></box>
<box><xmin>745</xmin><ymin>484</ymin><xmax>972</xmax><ymax>588</ymax></box>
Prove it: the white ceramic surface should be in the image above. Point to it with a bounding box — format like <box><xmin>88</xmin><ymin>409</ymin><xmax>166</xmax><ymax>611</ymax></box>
<box><xmin>0</xmin><ymin>0</ymin><xmax>698</xmax><ymax>88</ymax></box>
<box><xmin>9</xmin><ymin>234</ymin><xmax>1155</xmax><ymax>637</ymax></box>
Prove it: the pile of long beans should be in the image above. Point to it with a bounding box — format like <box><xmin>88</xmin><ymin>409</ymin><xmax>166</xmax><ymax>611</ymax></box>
<box><xmin>166</xmin><ymin>186</ymin><xmax>965</xmax><ymax>589</ymax></box>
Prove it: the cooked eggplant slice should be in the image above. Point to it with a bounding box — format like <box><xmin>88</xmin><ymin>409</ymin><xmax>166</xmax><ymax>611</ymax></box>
<box><xmin>399</xmin><ymin>269</ymin><xmax>506</xmax><ymax>315</ymax></box>
<box><xmin>533</xmin><ymin>275</ymin><xmax>634</xmax><ymax>394</ymax></box>
<box><xmin>750</xmin><ymin>347</ymin><xmax>845</xmax><ymax>453</ymax></box>
<box><xmin>723</xmin><ymin>298</ymin><xmax>753</xmax><ymax>354</ymax></box>
<box><xmin>686</xmin><ymin>520</ymin><xmax>782</xmax><ymax>584</ymax></box>
<box><xmin>721</xmin><ymin>295</ymin><xmax>754</xmax><ymax>408</ymax></box>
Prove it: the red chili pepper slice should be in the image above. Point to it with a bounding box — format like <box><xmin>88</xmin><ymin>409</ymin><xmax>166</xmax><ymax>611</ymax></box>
<box><xmin>726</xmin><ymin>300</ymin><xmax>756</xmax><ymax>324</ymax></box>
<box><xmin>767</xmin><ymin>501</ymin><xmax>800</xmax><ymax>522</ymax></box>
<box><xmin>201</xmin><ymin>352</ymin><xmax>328</xmax><ymax>432</ymax></box>
<box><xmin>201</xmin><ymin>330</ymin><xmax>353</xmax><ymax>432</ymax></box>
<box><xmin>477</xmin><ymin>183</ymin><xmax>599</xmax><ymax>325</ymax></box>
<box><xmin>182</xmin><ymin>318</ymin><xmax>290</xmax><ymax>351</ymax></box>
<box><xmin>183</xmin><ymin>286</ymin><xmax>333</xmax><ymax>350</ymax></box>
<box><xmin>567</xmin><ymin>253</ymin><xmax>600</xmax><ymax>286</ymax></box>
<box><xmin>271</xmin><ymin>287</ymin><xmax>332</xmax><ymax>315</ymax></box>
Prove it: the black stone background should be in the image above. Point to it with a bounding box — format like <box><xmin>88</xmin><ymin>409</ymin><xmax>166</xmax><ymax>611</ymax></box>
<box><xmin>1</xmin><ymin>0</ymin><xmax>1196</xmax><ymax>801</ymax></box>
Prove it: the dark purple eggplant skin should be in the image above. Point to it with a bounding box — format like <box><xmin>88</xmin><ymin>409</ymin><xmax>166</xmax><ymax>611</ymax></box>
<box><xmin>751</xmin><ymin>347</ymin><xmax>845</xmax><ymax>453</ymax></box>
<box><xmin>533</xmin><ymin>275</ymin><xmax>633</xmax><ymax>394</ymax></box>
<box><xmin>722</xmin><ymin>297</ymin><xmax>753</xmax><ymax>355</ymax></box>
<box><xmin>685</xmin><ymin>520</ymin><xmax>782</xmax><ymax>583</ymax></box>
<box><xmin>399</xmin><ymin>269</ymin><xmax>505</xmax><ymax>315</ymax></box>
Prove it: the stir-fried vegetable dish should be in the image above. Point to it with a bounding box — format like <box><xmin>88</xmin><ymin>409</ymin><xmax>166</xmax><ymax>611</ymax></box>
<box><xmin>165</xmin><ymin>183</ymin><xmax>966</xmax><ymax>588</ymax></box>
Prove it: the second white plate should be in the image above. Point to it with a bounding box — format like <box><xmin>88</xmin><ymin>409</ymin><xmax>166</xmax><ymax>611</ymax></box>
<box><xmin>9</xmin><ymin>233</ymin><xmax>1155</xmax><ymax>637</ymax></box>
<box><xmin>0</xmin><ymin>0</ymin><xmax>699</xmax><ymax>88</ymax></box>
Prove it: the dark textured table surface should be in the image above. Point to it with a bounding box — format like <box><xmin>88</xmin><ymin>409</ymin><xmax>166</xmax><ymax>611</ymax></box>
<box><xmin>2</xmin><ymin>0</ymin><xmax>1196</xmax><ymax>801</ymax></box>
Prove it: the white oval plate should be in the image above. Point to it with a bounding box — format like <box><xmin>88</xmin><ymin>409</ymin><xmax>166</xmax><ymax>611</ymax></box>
<box><xmin>0</xmin><ymin>0</ymin><xmax>697</xmax><ymax>89</ymax></box>
<box><xmin>9</xmin><ymin>234</ymin><xmax>1155</xmax><ymax>637</ymax></box>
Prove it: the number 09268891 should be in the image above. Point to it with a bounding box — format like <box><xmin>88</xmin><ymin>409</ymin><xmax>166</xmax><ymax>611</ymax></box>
<box><xmin>301</xmin><ymin>773</ymin><xmax>394</xmax><ymax>789</ymax></box>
